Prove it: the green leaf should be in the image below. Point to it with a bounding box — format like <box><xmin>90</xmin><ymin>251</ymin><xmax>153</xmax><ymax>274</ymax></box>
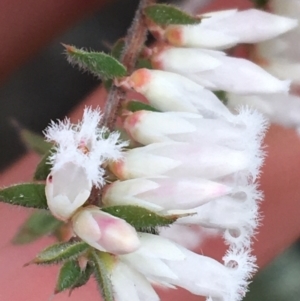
<box><xmin>102</xmin><ymin>205</ymin><xmax>183</xmax><ymax>233</ymax></box>
<box><xmin>126</xmin><ymin>100</ymin><xmax>159</xmax><ymax>113</ymax></box>
<box><xmin>63</xmin><ymin>44</ymin><xmax>127</xmax><ymax>80</ymax></box>
<box><xmin>13</xmin><ymin>210</ymin><xmax>63</xmax><ymax>244</ymax></box>
<box><xmin>55</xmin><ymin>260</ymin><xmax>82</xmax><ymax>293</ymax></box>
<box><xmin>55</xmin><ymin>260</ymin><xmax>93</xmax><ymax>294</ymax></box>
<box><xmin>70</xmin><ymin>263</ymin><xmax>93</xmax><ymax>292</ymax></box>
<box><xmin>136</xmin><ymin>58</ymin><xmax>153</xmax><ymax>69</ymax></box>
<box><xmin>111</xmin><ymin>38</ymin><xmax>125</xmax><ymax>60</ymax></box>
<box><xmin>33</xmin><ymin>148</ymin><xmax>53</xmax><ymax>181</ymax></box>
<box><xmin>0</xmin><ymin>183</ymin><xmax>47</xmax><ymax>209</ymax></box>
<box><xmin>90</xmin><ymin>251</ymin><xmax>114</xmax><ymax>301</ymax></box>
<box><xmin>213</xmin><ymin>90</ymin><xmax>228</xmax><ymax>105</ymax></box>
<box><xmin>144</xmin><ymin>4</ymin><xmax>201</xmax><ymax>26</ymax></box>
<box><xmin>103</xmin><ymin>39</ymin><xmax>126</xmax><ymax>90</ymax></box>
<box><xmin>19</xmin><ymin>128</ymin><xmax>52</xmax><ymax>155</ymax></box>
<box><xmin>29</xmin><ymin>241</ymin><xmax>90</xmax><ymax>265</ymax></box>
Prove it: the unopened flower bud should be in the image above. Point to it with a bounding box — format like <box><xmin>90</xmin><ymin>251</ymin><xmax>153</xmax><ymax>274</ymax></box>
<box><xmin>124</xmin><ymin>110</ymin><xmax>247</xmax><ymax>148</ymax></box>
<box><xmin>109</xmin><ymin>141</ymin><xmax>250</xmax><ymax>180</ymax></box>
<box><xmin>45</xmin><ymin>162</ymin><xmax>92</xmax><ymax>221</ymax></box>
<box><xmin>151</xmin><ymin>47</ymin><xmax>290</xmax><ymax>94</ymax></box>
<box><xmin>72</xmin><ymin>207</ymin><xmax>141</xmax><ymax>255</ymax></box>
<box><xmin>103</xmin><ymin>177</ymin><xmax>232</xmax><ymax>211</ymax></box>
<box><xmin>165</xmin><ymin>9</ymin><xmax>298</xmax><ymax>49</ymax></box>
<box><xmin>124</xmin><ymin>68</ymin><xmax>232</xmax><ymax>119</ymax></box>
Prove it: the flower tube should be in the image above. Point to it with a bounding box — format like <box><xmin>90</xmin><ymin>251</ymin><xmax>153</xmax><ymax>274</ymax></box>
<box><xmin>103</xmin><ymin>177</ymin><xmax>232</xmax><ymax>211</ymax></box>
<box><xmin>151</xmin><ymin>47</ymin><xmax>290</xmax><ymax>94</ymax></box>
<box><xmin>165</xmin><ymin>9</ymin><xmax>297</xmax><ymax>49</ymax></box>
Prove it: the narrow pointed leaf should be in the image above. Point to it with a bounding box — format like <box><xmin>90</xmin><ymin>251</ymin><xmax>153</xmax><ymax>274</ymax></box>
<box><xmin>126</xmin><ymin>100</ymin><xmax>159</xmax><ymax>113</ymax></box>
<box><xmin>102</xmin><ymin>205</ymin><xmax>185</xmax><ymax>232</ymax></box>
<box><xmin>64</xmin><ymin>44</ymin><xmax>127</xmax><ymax>80</ymax></box>
<box><xmin>144</xmin><ymin>4</ymin><xmax>201</xmax><ymax>26</ymax></box>
<box><xmin>0</xmin><ymin>183</ymin><xmax>47</xmax><ymax>209</ymax></box>
<box><xmin>136</xmin><ymin>58</ymin><xmax>152</xmax><ymax>69</ymax></box>
<box><xmin>111</xmin><ymin>38</ymin><xmax>125</xmax><ymax>59</ymax></box>
<box><xmin>55</xmin><ymin>260</ymin><xmax>82</xmax><ymax>293</ymax></box>
<box><xmin>19</xmin><ymin>128</ymin><xmax>52</xmax><ymax>155</ymax></box>
<box><xmin>33</xmin><ymin>148</ymin><xmax>53</xmax><ymax>181</ymax></box>
<box><xmin>13</xmin><ymin>210</ymin><xmax>62</xmax><ymax>244</ymax></box>
<box><xmin>69</xmin><ymin>263</ymin><xmax>93</xmax><ymax>292</ymax></box>
<box><xmin>30</xmin><ymin>241</ymin><xmax>90</xmax><ymax>265</ymax></box>
<box><xmin>90</xmin><ymin>251</ymin><xmax>114</xmax><ymax>301</ymax></box>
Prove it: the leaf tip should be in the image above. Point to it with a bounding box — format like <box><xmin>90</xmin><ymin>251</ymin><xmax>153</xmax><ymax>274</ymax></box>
<box><xmin>61</xmin><ymin>43</ymin><xmax>76</xmax><ymax>53</ymax></box>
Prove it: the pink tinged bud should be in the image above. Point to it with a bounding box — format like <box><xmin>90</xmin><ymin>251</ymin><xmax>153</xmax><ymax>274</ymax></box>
<box><xmin>165</xmin><ymin>9</ymin><xmax>298</xmax><ymax>49</ymax></box>
<box><xmin>124</xmin><ymin>110</ymin><xmax>249</xmax><ymax>148</ymax></box>
<box><xmin>72</xmin><ymin>207</ymin><xmax>141</xmax><ymax>255</ymax></box>
<box><xmin>127</xmin><ymin>68</ymin><xmax>232</xmax><ymax>119</ymax></box>
<box><xmin>152</xmin><ymin>47</ymin><xmax>290</xmax><ymax>94</ymax></box>
<box><xmin>103</xmin><ymin>177</ymin><xmax>232</xmax><ymax>211</ymax></box>
<box><xmin>109</xmin><ymin>142</ymin><xmax>250</xmax><ymax>180</ymax></box>
<box><xmin>45</xmin><ymin>162</ymin><xmax>92</xmax><ymax>221</ymax></box>
<box><xmin>165</xmin><ymin>24</ymin><xmax>239</xmax><ymax>50</ymax></box>
<box><xmin>124</xmin><ymin>111</ymin><xmax>196</xmax><ymax>145</ymax></box>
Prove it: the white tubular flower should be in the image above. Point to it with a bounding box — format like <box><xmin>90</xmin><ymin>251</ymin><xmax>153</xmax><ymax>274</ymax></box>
<box><xmin>175</xmin><ymin>185</ymin><xmax>262</xmax><ymax>247</ymax></box>
<box><xmin>120</xmin><ymin>68</ymin><xmax>232</xmax><ymax>119</ymax></box>
<box><xmin>227</xmin><ymin>92</ymin><xmax>300</xmax><ymax>130</ymax></box>
<box><xmin>102</xmin><ymin>177</ymin><xmax>232</xmax><ymax>211</ymax></box>
<box><xmin>72</xmin><ymin>206</ymin><xmax>140</xmax><ymax>255</ymax></box>
<box><xmin>112</xmin><ymin>106</ymin><xmax>266</xmax><ymax>182</ymax></box>
<box><xmin>151</xmin><ymin>46</ymin><xmax>290</xmax><ymax>94</ymax></box>
<box><xmin>124</xmin><ymin>110</ymin><xmax>258</xmax><ymax>149</ymax></box>
<box><xmin>111</xmin><ymin>234</ymin><xmax>256</xmax><ymax>301</ymax></box>
<box><xmin>110</xmin><ymin>141</ymin><xmax>252</xmax><ymax>181</ymax></box>
<box><xmin>112</xmin><ymin>260</ymin><xmax>159</xmax><ymax>301</ymax></box>
<box><xmin>44</xmin><ymin>107</ymin><xmax>127</xmax><ymax>221</ymax></box>
<box><xmin>252</xmin><ymin>0</ymin><xmax>300</xmax><ymax>85</ymax></box>
<box><xmin>159</xmin><ymin>224</ymin><xmax>212</xmax><ymax>250</ymax></box>
<box><xmin>165</xmin><ymin>9</ymin><xmax>297</xmax><ymax>49</ymax></box>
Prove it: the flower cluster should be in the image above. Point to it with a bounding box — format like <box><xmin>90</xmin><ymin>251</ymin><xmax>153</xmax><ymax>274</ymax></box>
<box><xmin>42</xmin><ymin>7</ymin><xmax>295</xmax><ymax>301</ymax></box>
<box><xmin>44</xmin><ymin>108</ymin><xmax>142</xmax><ymax>254</ymax></box>
<box><xmin>226</xmin><ymin>4</ymin><xmax>300</xmax><ymax>131</ymax></box>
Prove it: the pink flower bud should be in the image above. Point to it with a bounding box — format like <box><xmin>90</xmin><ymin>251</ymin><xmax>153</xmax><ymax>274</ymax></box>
<box><xmin>72</xmin><ymin>207</ymin><xmax>141</xmax><ymax>255</ymax></box>
<box><xmin>45</xmin><ymin>162</ymin><xmax>92</xmax><ymax>221</ymax></box>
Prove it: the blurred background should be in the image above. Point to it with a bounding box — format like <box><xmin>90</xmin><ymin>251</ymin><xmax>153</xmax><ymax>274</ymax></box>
<box><xmin>0</xmin><ymin>0</ymin><xmax>299</xmax><ymax>300</ymax></box>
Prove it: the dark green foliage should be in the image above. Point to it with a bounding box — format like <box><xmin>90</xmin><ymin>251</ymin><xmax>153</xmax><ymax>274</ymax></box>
<box><xmin>13</xmin><ymin>210</ymin><xmax>62</xmax><ymax>244</ymax></box>
<box><xmin>144</xmin><ymin>4</ymin><xmax>201</xmax><ymax>26</ymax></box>
<box><xmin>0</xmin><ymin>183</ymin><xmax>47</xmax><ymax>209</ymax></box>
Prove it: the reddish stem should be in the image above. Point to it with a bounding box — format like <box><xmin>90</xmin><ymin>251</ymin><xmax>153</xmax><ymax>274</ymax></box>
<box><xmin>102</xmin><ymin>0</ymin><xmax>155</xmax><ymax>130</ymax></box>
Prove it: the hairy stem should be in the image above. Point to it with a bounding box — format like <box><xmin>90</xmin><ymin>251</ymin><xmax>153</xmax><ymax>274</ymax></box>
<box><xmin>90</xmin><ymin>0</ymin><xmax>155</xmax><ymax>207</ymax></box>
<box><xmin>102</xmin><ymin>0</ymin><xmax>155</xmax><ymax>130</ymax></box>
